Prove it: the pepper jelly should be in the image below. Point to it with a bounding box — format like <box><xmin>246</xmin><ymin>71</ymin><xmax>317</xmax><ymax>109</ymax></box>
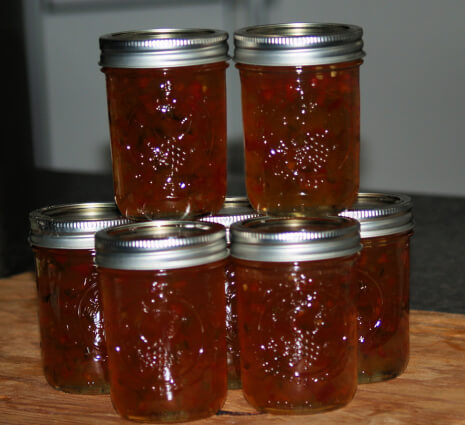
<box><xmin>95</xmin><ymin>220</ymin><xmax>228</xmax><ymax>423</ymax></box>
<box><xmin>99</xmin><ymin>28</ymin><xmax>229</xmax><ymax>219</ymax></box>
<box><xmin>340</xmin><ymin>193</ymin><xmax>414</xmax><ymax>383</ymax></box>
<box><xmin>231</xmin><ymin>216</ymin><xmax>361</xmax><ymax>414</ymax></box>
<box><xmin>234</xmin><ymin>23</ymin><xmax>365</xmax><ymax>216</ymax></box>
<box><xmin>200</xmin><ymin>197</ymin><xmax>261</xmax><ymax>389</ymax></box>
<box><xmin>29</xmin><ymin>203</ymin><xmax>130</xmax><ymax>394</ymax></box>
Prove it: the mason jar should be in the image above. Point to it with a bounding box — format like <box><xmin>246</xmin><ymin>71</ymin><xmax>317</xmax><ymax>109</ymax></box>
<box><xmin>99</xmin><ymin>28</ymin><xmax>229</xmax><ymax>219</ymax></box>
<box><xmin>95</xmin><ymin>221</ymin><xmax>228</xmax><ymax>422</ymax></box>
<box><xmin>230</xmin><ymin>216</ymin><xmax>361</xmax><ymax>414</ymax></box>
<box><xmin>340</xmin><ymin>193</ymin><xmax>414</xmax><ymax>383</ymax></box>
<box><xmin>29</xmin><ymin>202</ymin><xmax>130</xmax><ymax>394</ymax></box>
<box><xmin>234</xmin><ymin>23</ymin><xmax>365</xmax><ymax>216</ymax></box>
<box><xmin>200</xmin><ymin>197</ymin><xmax>261</xmax><ymax>389</ymax></box>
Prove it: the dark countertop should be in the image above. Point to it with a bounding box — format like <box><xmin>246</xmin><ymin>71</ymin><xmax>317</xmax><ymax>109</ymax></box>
<box><xmin>408</xmin><ymin>194</ymin><xmax>465</xmax><ymax>314</ymax></box>
<box><xmin>229</xmin><ymin>169</ymin><xmax>465</xmax><ymax>314</ymax></box>
<box><xmin>2</xmin><ymin>168</ymin><xmax>464</xmax><ymax>315</ymax></box>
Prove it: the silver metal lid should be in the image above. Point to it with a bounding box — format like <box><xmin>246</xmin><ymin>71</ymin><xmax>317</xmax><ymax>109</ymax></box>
<box><xmin>230</xmin><ymin>216</ymin><xmax>361</xmax><ymax>262</ymax></box>
<box><xmin>29</xmin><ymin>203</ymin><xmax>131</xmax><ymax>250</ymax></box>
<box><xmin>200</xmin><ymin>197</ymin><xmax>261</xmax><ymax>243</ymax></box>
<box><xmin>99</xmin><ymin>28</ymin><xmax>229</xmax><ymax>68</ymax></box>
<box><xmin>339</xmin><ymin>193</ymin><xmax>414</xmax><ymax>238</ymax></box>
<box><xmin>234</xmin><ymin>22</ymin><xmax>365</xmax><ymax>66</ymax></box>
<box><xmin>95</xmin><ymin>220</ymin><xmax>228</xmax><ymax>270</ymax></box>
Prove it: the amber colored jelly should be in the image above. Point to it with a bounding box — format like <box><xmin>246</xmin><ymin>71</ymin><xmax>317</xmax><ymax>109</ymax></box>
<box><xmin>339</xmin><ymin>192</ymin><xmax>414</xmax><ymax>383</ymax></box>
<box><xmin>234</xmin><ymin>257</ymin><xmax>358</xmax><ymax>414</ymax></box>
<box><xmin>355</xmin><ymin>232</ymin><xmax>412</xmax><ymax>383</ymax></box>
<box><xmin>33</xmin><ymin>247</ymin><xmax>108</xmax><ymax>394</ymax></box>
<box><xmin>224</xmin><ymin>260</ymin><xmax>241</xmax><ymax>389</ymax></box>
<box><xmin>103</xmin><ymin>63</ymin><xmax>227</xmax><ymax>219</ymax></box>
<box><xmin>237</xmin><ymin>61</ymin><xmax>361</xmax><ymax>215</ymax></box>
<box><xmin>200</xmin><ymin>197</ymin><xmax>260</xmax><ymax>389</ymax></box>
<box><xmin>98</xmin><ymin>261</ymin><xmax>227</xmax><ymax>423</ymax></box>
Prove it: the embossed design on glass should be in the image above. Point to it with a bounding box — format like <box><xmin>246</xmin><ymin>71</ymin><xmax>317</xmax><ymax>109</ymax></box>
<box><xmin>237</xmin><ymin>62</ymin><xmax>361</xmax><ymax>215</ymax></box>
<box><xmin>103</xmin><ymin>63</ymin><xmax>227</xmax><ymax>219</ymax></box>
<box><xmin>33</xmin><ymin>248</ymin><xmax>108</xmax><ymax>394</ymax></box>
<box><xmin>135</xmin><ymin>296</ymin><xmax>205</xmax><ymax>389</ymax></box>
<box><xmin>355</xmin><ymin>233</ymin><xmax>411</xmax><ymax>383</ymax></box>
<box><xmin>256</xmin><ymin>286</ymin><xmax>351</xmax><ymax>380</ymax></box>
<box><xmin>78</xmin><ymin>275</ymin><xmax>106</xmax><ymax>354</ymax></box>
<box><xmin>99</xmin><ymin>263</ymin><xmax>227</xmax><ymax>423</ymax></box>
<box><xmin>234</xmin><ymin>258</ymin><xmax>358</xmax><ymax>414</ymax></box>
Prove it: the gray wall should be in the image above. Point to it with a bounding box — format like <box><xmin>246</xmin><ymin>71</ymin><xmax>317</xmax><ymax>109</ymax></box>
<box><xmin>23</xmin><ymin>0</ymin><xmax>465</xmax><ymax>196</ymax></box>
<box><xmin>269</xmin><ymin>0</ymin><xmax>465</xmax><ymax>197</ymax></box>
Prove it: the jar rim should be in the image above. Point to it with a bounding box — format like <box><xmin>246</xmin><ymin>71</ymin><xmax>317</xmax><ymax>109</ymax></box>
<box><xmin>339</xmin><ymin>193</ymin><xmax>415</xmax><ymax>238</ymax></box>
<box><xmin>99</xmin><ymin>28</ymin><xmax>229</xmax><ymax>68</ymax></box>
<box><xmin>230</xmin><ymin>216</ymin><xmax>361</xmax><ymax>262</ymax></box>
<box><xmin>200</xmin><ymin>196</ymin><xmax>260</xmax><ymax>226</ymax></box>
<box><xmin>29</xmin><ymin>202</ymin><xmax>131</xmax><ymax>250</ymax></box>
<box><xmin>95</xmin><ymin>220</ymin><xmax>228</xmax><ymax>270</ymax></box>
<box><xmin>234</xmin><ymin>22</ymin><xmax>365</xmax><ymax>66</ymax></box>
<box><xmin>200</xmin><ymin>196</ymin><xmax>261</xmax><ymax>244</ymax></box>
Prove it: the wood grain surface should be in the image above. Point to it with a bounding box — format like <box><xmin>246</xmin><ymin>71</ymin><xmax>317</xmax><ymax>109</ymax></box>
<box><xmin>1</xmin><ymin>272</ymin><xmax>464</xmax><ymax>425</ymax></box>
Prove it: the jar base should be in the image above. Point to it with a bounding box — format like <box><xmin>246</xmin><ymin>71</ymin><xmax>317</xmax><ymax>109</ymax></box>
<box><xmin>122</xmin><ymin>409</ymin><xmax>219</xmax><ymax>423</ymax></box>
<box><xmin>358</xmin><ymin>368</ymin><xmax>404</xmax><ymax>384</ymax></box>
<box><xmin>256</xmin><ymin>401</ymin><xmax>352</xmax><ymax>416</ymax></box>
<box><xmin>49</xmin><ymin>382</ymin><xmax>110</xmax><ymax>395</ymax></box>
<box><xmin>243</xmin><ymin>392</ymin><xmax>354</xmax><ymax>416</ymax></box>
<box><xmin>254</xmin><ymin>205</ymin><xmax>342</xmax><ymax>218</ymax></box>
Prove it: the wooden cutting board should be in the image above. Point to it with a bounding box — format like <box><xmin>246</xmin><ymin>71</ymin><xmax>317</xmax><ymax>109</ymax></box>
<box><xmin>1</xmin><ymin>272</ymin><xmax>464</xmax><ymax>425</ymax></box>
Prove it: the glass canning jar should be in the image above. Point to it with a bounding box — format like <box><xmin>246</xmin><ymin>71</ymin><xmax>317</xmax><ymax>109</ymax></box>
<box><xmin>230</xmin><ymin>216</ymin><xmax>361</xmax><ymax>414</ymax></box>
<box><xmin>234</xmin><ymin>23</ymin><xmax>365</xmax><ymax>216</ymax></box>
<box><xmin>340</xmin><ymin>193</ymin><xmax>414</xmax><ymax>383</ymax></box>
<box><xmin>95</xmin><ymin>220</ymin><xmax>228</xmax><ymax>423</ymax></box>
<box><xmin>99</xmin><ymin>29</ymin><xmax>229</xmax><ymax>219</ymax></box>
<box><xmin>29</xmin><ymin>203</ymin><xmax>130</xmax><ymax>394</ymax></box>
<box><xmin>200</xmin><ymin>197</ymin><xmax>261</xmax><ymax>389</ymax></box>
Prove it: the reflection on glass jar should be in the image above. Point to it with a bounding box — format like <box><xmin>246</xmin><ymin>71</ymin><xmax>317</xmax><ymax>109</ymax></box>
<box><xmin>234</xmin><ymin>23</ymin><xmax>365</xmax><ymax>216</ymax></box>
<box><xmin>29</xmin><ymin>203</ymin><xmax>130</xmax><ymax>394</ymax></box>
<box><xmin>340</xmin><ymin>193</ymin><xmax>414</xmax><ymax>383</ymax></box>
<box><xmin>200</xmin><ymin>197</ymin><xmax>261</xmax><ymax>389</ymax></box>
<box><xmin>99</xmin><ymin>29</ymin><xmax>229</xmax><ymax>219</ymax></box>
<box><xmin>231</xmin><ymin>216</ymin><xmax>361</xmax><ymax>414</ymax></box>
<box><xmin>95</xmin><ymin>220</ymin><xmax>228</xmax><ymax>422</ymax></box>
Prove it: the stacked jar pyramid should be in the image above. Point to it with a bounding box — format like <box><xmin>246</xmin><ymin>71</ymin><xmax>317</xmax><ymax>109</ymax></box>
<box><xmin>29</xmin><ymin>23</ymin><xmax>414</xmax><ymax>422</ymax></box>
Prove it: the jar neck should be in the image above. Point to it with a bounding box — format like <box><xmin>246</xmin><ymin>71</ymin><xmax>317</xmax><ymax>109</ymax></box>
<box><xmin>235</xmin><ymin>59</ymin><xmax>363</xmax><ymax>73</ymax></box>
<box><xmin>102</xmin><ymin>61</ymin><xmax>229</xmax><ymax>75</ymax></box>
